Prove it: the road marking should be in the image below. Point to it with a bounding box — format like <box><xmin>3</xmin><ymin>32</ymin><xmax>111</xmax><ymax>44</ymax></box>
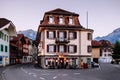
<box><xmin>74</xmin><ymin>73</ymin><xmax>80</xmax><ymax>75</ymax></box>
<box><xmin>42</xmin><ymin>73</ymin><xmax>50</xmax><ymax>75</ymax></box>
<box><xmin>62</xmin><ymin>74</ymin><xmax>68</xmax><ymax>76</ymax></box>
<box><xmin>39</xmin><ymin>77</ymin><xmax>45</xmax><ymax>80</ymax></box>
<box><xmin>53</xmin><ymin>76</ymin><xmax>57</xmax><ymax>79</ymax></box>
<box><xmin>33</xmin><ymin>74</ymin><xmax>37</xmax><ymax>77</ymax></box>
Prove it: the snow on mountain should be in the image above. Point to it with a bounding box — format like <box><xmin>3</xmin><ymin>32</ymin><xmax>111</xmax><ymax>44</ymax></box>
<box><xmin>17</xmin><ymin>29</ymin><xmax>37</xmax><ymax>40</ymax></box>
<box><xmin>95</xmin><ymin>28</ymin><xmax>120</xmax><ymax>43</ymax></box>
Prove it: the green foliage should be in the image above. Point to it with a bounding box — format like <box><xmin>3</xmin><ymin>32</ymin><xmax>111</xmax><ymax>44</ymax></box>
<box><xmin>112</xmin><ymin>40</ymin><xmax>120</xmax><ymax>60</ymax></box>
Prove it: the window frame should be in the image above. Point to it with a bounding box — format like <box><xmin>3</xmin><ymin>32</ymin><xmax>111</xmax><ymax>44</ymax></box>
<box><xmin>69</xmin><ymin>16</ymin><xmax>74</xmax><ymax>25</ymax></box>
<box><xmin>87</xmin><ymin>45</ymin><xmax>92</xmax><ymax>53</ymax></box>
<box><xmin>68</xmin><ymin>45</ymin><xmax>77</xmax><ymax>53</ymax></box>
<box><xmin>49</xmin><ymin>16</ymin><xmax>54</xmax><ymax>24</ymax></box>
<box><xmin>69</xmin><ymin>31</ymin><xmax>77</xmax><ymax>40</ymax></box>
<box><xmin>47</xmin><ymin>44</ymin><xmax>56</xmax><ymax>53</ymax></box>
<box><xmin>59</xmin><ymin>16</ymin><xmax>64</xmax><ymax>24</ymax></box>
<box><xmin>47</xmin><ymin>31</ymin><xmax>55</xmax><ymax>39</ymax></box>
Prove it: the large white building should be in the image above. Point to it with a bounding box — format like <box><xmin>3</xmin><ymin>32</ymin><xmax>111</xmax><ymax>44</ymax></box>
<box><xmin>36</xmin><ymin>9</ymin><xmax>93</xmax><ymax>69</ymax></box>
<box><xmin>0</xmin><ymin>18</ymin><xmax>17</xmax><ymax>66</ymax></box>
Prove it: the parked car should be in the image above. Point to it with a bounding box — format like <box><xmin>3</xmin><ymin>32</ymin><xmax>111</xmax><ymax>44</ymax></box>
<box><xmin>91</xmin><ymin>62</ymin><xmax>100</xmax><ymax>68</ymax></box>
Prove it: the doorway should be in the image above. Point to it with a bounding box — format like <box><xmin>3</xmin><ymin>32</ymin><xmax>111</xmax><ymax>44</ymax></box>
<box><xmin>59</xmin><ymin>58</ymin><xmax>64</xmax><ymax>69</ymax></box>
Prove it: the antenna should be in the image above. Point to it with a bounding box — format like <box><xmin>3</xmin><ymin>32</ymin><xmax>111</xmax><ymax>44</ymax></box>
<box><xmin>86</xmin><ymin>11</ymin><xmax>88</xmax><ymax>29</ymax></box>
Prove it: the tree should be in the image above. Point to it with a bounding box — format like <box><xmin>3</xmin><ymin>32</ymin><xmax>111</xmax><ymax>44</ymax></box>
<box><xmin>112</xmin><ymin>40</ymin><xmax>120</xmax><ymax>64</ymax></box>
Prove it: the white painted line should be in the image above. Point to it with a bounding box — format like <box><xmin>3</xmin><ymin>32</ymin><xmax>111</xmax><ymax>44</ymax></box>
<box><xmin>74</xmin><ymin>73</ymin><xmax>80</xmax><ymax>75</ymax></box>
<box><xmin>42</xmin><ymin>73</ymin><xmax>49</xmax><ymax>75</ymax></box>
<box><xmin>62</xmin><ymin>74</ymin><xmax>68</xmax><ymax>76</ymax></box>
<box><xmin>39</xmin><ymin>77</ymin><xmax>45</xmax><ymax>80</ymax></box>
<box><xmin>33</xmin><ymin>74</ymin><xmax>37</xmax><ymax>77</ymax></box>
<box><xmin>53</xmin><ymin>76</ymin><xmax>57</xmax><ymax>79</ymax></box>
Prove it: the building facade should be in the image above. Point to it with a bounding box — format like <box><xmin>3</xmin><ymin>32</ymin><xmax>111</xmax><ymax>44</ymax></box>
<box><xmin>99</xmin><ymin>40</ymin><xmax>113</xmax><ymax>63</ymax></box>
<box><xmin>36</xmin><ymin>8</ymin><xmax>93</xmax><ymax>68</ymax></box>
<box><xmin>0</xmin><ymin>18</ymin><xmax>17</xmax><ymax>66</ymax></box>
<box><xmin>92</xmin><ymin>40</ymin><xmax>101</xmax><ymax>63</ymax></box>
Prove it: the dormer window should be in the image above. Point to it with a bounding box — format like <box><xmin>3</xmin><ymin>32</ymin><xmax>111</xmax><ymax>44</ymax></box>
<box><xmin>69</xmin><ymin>16</ymin><xmax>74</xmax><ymax>25</ymax></box>
<box><xmin>59</xmin><ymin>16</ymin><xmax>64</xmax><ymax>24</ymax></box>
<box><xmin>49</xmin><ymin>15</ymin><xmax>54</xmax><ymax>24</ymax></box>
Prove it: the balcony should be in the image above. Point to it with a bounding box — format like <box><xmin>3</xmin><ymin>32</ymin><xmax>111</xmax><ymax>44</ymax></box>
<box><xmin>55</xmin><ymin>38</ymin><xmax>70</xmax><ymax>44</ymax></box>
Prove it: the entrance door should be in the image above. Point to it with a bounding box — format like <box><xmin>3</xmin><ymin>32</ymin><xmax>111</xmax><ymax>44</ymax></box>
<box><xmin>59</xmin><ymin>58</ymin><xmax>64</xmax><ymax>69</ymax></box>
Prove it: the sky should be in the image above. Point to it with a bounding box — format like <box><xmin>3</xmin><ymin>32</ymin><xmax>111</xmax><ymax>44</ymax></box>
<box><xmin>0</xmin><ymin>0</ymin><xmax>120</xmax><ymax>38</ymax></box>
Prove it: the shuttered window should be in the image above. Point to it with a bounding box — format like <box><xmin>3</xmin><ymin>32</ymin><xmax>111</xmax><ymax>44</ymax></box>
<box><xmin>47</xmin><ymin>31</ymin><xmax>55</xmax><ymax>39</ymax></box>
<box><xmin>69</xmin><ymin>32</ymin><xmax>77</xmax><ymax>39</ymax></box>
<box><xmin>68</xmin><ymin>45</ymin><xmax>77</xmax><ymax>53</ymax></box>
<box><xmin>47</xmin><ymin>44</ymin><xmax>56</xmax><ymax>53</ymax></box>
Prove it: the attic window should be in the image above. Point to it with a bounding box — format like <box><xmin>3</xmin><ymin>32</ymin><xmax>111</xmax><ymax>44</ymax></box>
<box><xmin>59</xmin><ymin>16</ymin><xmax>64</xmax><ymax>24</ymax></box>
<box><xmin>49</xmin><ymin>16</ymin><xmax>54</xmax><ymax>24</ymax></box>
<box><xmin>69</xmin><ymin>16</ymin><xmax>74</xmax><ymax>25</ymax></box>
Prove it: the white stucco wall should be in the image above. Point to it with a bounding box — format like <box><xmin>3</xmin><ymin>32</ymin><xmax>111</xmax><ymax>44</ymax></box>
<box><xmin>0</xmin><ymin>30</ymin><xmax>10</xmax><ymax>66</ymax></box>
<box><xmin>80</xmin><ymin>31</ymin><xmax>92</xmax><ymax>56</ymax></box>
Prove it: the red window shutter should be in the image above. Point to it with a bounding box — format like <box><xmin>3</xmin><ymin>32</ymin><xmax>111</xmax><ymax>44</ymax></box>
<box><xmin>68</xmin><ymin>45</ymin><xmax>69</xmax><ymax>53</ymax></box>
<box><xmin>53</xmin><ymin>31</ymin><xmax>56</xmax><ymax>38</ymax></box>
<box><xmin>64</xmin><ymin>32</ymin><xmax>67</xmax><ymax>38</ymax></box>
<box><xmin>64</xmin><ymin>45</ymin><xmax>66</xmax><ymax>52</ymax></box>
<box><xmin>74</xmin><ymin>45</ymin><xmax>77</xmax><ymax>53</ymax></box>
<box><xmin>74</xmin><ymin>32</ymin><xmax>77</xmax><ymax>39</ymax></box>
<box><xmin>58</xmin><ymin>31</ymin><xmax>59</xmax><ymax>38</ymax></box>
<box><xmin>54</xmin><ymin>45</ymin><xmax>56</xmax><ymax>52</ymax></box>
<box><xmin>47</xmin><ymin>45</ymin><xmax>49</xmax><ymax>52</ymax></box>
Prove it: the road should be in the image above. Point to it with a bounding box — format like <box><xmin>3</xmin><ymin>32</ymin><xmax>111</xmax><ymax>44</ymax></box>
<box><xmin>1</xmin><ymin>63</ymin><xmax>120</xmax><ymax>80</ymax></box>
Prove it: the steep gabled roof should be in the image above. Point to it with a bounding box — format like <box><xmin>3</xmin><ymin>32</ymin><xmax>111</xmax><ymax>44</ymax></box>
<box><xmin>0</xmin><ymin>18</ymin><xmax>11</xmax><ymax>28</ymax></box>
<box><xmin>92</xmin><ymin>40</ymin><xmax>101</xmax><ymax>48</ymax></box>
<box><xmin>45</xmin><ymin>8</ymin><xmax>79</xmax><ymax>16</ymax></box>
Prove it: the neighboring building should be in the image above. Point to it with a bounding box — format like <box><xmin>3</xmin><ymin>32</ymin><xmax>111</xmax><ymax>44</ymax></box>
<box><xmin>23</xmin><ymin>37</ymin><xmax>34</xmax><ymax>63</ymax></box>
<box><xmin>0</xmin><ymin>18</ymin><xmax>17</xmax><ymax>66</ymax></box>
<box><xmin>36</xmin><ymin>8</ymin><xmax>93</xmax><ymax>69</ymax></box>
<box><xmin>99</xmin><ymin>40</ymin><xmax>113</xmax><ymax>63</ymax></box>
<box><xmin>11</xmin><ymin>34</ymin><xmax>34</xmax><ymax>64</ymax></box>
<box><xmin>10</xmin><ymin>41</ymin><xmax>18</xmax><ymax>64</ymax></box>
<box><xmin>92</xmin><ymin>40</ymin><xmax>101</xmax><ymax>63</ymax></box>
<box><xmin>10</xmin><ymin>34</ymin><xmax>26</xmax><ymax>64</ymax></box>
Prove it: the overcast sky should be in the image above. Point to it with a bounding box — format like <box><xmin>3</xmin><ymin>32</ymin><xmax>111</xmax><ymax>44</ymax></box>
<box><xmin>0</xmin><ymin>0</ymin><xmax>120</xmax><ymax>38</ymax></box>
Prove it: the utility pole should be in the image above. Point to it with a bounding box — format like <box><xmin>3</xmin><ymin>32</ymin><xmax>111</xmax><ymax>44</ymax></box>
<box><xmin>86</xmin><ymin>11</ymin><xmax>88</xmax><ymax>29</ymax></box>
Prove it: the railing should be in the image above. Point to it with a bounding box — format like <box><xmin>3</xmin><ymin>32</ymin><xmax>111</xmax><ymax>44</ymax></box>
<box><xmin>55</xmin><ymin>38</ymin><xmax>70</xmax><ymax>44</ymax></box>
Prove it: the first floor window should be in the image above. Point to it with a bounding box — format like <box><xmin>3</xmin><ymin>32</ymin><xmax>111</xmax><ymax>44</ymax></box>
<box><xmin>68</xmin><ymin>45</ymin><xmax>77</xmax><ymax>53</ymax></box>
<box><xmin>59</xmin><ymin>45</ymin><xmax>64</xmax><ymax>52</ymax></box>
<box><xmin>1</xmin><ymin>45</ymin><xmax>3</xmax><ymax>52</ymax></box>
<box><xmin>87</xmin><ymin>46</ymin><xmax>92</xmax><ymax>53</ymax></box>
<box><xmin>5</xmin><ymin>46</ymin><xmax>8</xmax><ymax>52</ymax></box>
<box><xmin>47</xmin><ymin>44</ymin><xmax>56</xmax><ymax>53</ymax></box>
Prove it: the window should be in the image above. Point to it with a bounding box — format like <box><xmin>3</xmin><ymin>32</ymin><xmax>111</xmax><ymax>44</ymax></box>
<box><xmin>59</xmin><ymin>16</ymin><xmax>64</xmax><ymax>24</ymax></box>
<box><xmin>69</xmin><ymin>32</ymin><xmax>77</xmax><ymax>39</ymax></box>
<box><xmin>1</xmin><ymin>45</ymin><xmax>3</xmax><ymax>52</ymax></box>
<box><xmin>69</xmin><ymin>17</ymin><xmax>74</xmax><ymax>24</ymax></box>
<box><xmin>88</xmin><ymin>33</ymin><xmax>92</xmax><ymax>40</ymax></box>
<box><xmin>0</xmin><ymin>56</ymin><xmax>2</xmax><ymax>64</ymax></box>
<box><xmin>5</xmin><ymin>46</ymin><xmax>8</xmax><ymax>52</ymax></box>
<box><xmin>58</xmin><ymin>31</ymin><xmax>66</xmax><ymax>41</ymax></box>
<box><xmin>7</xmin><ymin>35</ymin><xmax>9</xmax><ymax>42</ymax></box>
<box><xmin>4</xmin><ymin>34</ymin><xmax>6</xmax><ymax>41</ymax></box>
<box><xmin>47</xmin><ymin>31</ymin><xmax>55</xmax><ymax>39</ymax></box>
<box><xmin>58</xmin><ymin>45</ymin><xmax>66</xmax><ymax>53</ymax></box>
<box><xmin>47</xmin><ymin>44</ymin><xmax>56</xmax><ymax>53</ymax></box>
<box><xmin>87</xmin><ymin>46</ymin><xmax>92</xmax><ymax>53</ymax></box>
<box><xmin>68</xmin><ymin>45</ymin><xmax>77</xmax><ymax>53</ymax></box>
<box><xmin>49</xmin><ymin>16</ymin><xmax>54</xmax><ymax>23</ymax></box>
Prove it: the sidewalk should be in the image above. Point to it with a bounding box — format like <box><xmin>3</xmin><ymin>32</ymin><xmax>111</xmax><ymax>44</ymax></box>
<box><xmin>0</xmin><ymin>66</ymin><xmax>6</xmax><ymax>80</ymax></box>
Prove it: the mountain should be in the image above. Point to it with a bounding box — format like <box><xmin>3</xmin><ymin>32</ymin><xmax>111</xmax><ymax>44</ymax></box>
<box><xmin>95</xmin><ymin>28</ymin><xmax>120</xmax><ymax>43</ymax></box>
<box><xmin>17</xmin><ymin>29</ymin><xmax>37</xmax><ymax>40</ymax></box>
